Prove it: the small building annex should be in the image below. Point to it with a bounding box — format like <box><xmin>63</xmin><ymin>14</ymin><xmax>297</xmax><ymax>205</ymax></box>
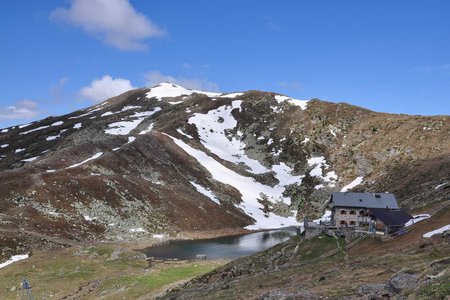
<box><xmin>328</xmin><ymin>192</ymin><xmax>412</xmax><ymax>234</ymax></box>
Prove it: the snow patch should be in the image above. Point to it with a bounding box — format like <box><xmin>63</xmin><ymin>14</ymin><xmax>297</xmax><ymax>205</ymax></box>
<box><xmin>130</xmin><ymin>228</ymin><xmax>147</xmax><ymax>233</ymax></box>
<box><xmin>66</xmin><ymin>152</ymin><xmax>103</xmax><ymax>169</ymax></box>
<box><xmin>51</xmin><ymin>121</ymin><xmax>64</xmax><ymax>126</ymax></box>
<box><xmin>1</xmin><ymin>129</ymin><xmax>8</xmax><ymax>133</ymax></box>
<box><xmin>423</xmin><ymin>224</ymin><xmax>450</xmax><ymax>238</ymax></box>
<box><xmin>405</xmin><ymin>214</ymin><xmax>431</xmax><ymax>227</ymax></box>
<box><xmin>15</xmin><ymin>148</ymin><xmax>25</xmax><ymax>153</ymax></box>
<box><xmin>0</xmin><ymin>254</ymin><xmax>29</xmax><ymax>269</ymax></box>
<box><xmin>20</xmin><ymin>125</ymin><xmax>49</xmax><ymax>135</ymax></box>
<box><xmin>146</xmin><ymin>83</ymin><xmax>220</xmax><ymax>100</ymax></box>
<box><xmin>340</xmin><ymin>177</ymin><xmax>364</xmax><ymax>192</ymax></box>
<box><xmin>105</xmin><ymin>108</ymin><xmax>161</xmax><ymax>135</ymax></box>
<box><xmin>189</xmin><ymin>100</ymin><xmax>268</xmax><ymax>174</ymax></box>
<box><xmin>177</xmin><ymin>128</ymin><xmax>193</xmax><ymax>139</ymax></box>
<box><xmin>22</xmin><ymin>156</ymin><xmax>39</xmax><ymax>162</ymax></box>
<box><xmin>274</xmin><ymin>95</ymin><xmax>308</xmax><ymax>110</ymax></box>
<box><xmin>139</xmin><ymin>123</ymin><xmax>154</xmax><ymax>135</ymax></box>
<box><xmin>165</xmin><ymin>134</ymin><xmax>301</xmax><ymax>230</ymax></box>
<box><xmin>69</xmin><ymin>112</ymin><xmax>92</xmax><ymax>119</ymax></box>
<box><xmin>190</xmin><ymin>181</ymin><xmax>220</xmax><ymax>204</ymax></box>
<box><xmin>83</xmin><ymin>215</ymin><xmax>96</xmax><ymax>221</ymax></box>
<box><xmin>307</xmin><ymin>157</ymin><xmax>337</xmax><ymax>186</ymax></box>
<box><xmin>435</xmin><ymin>182</ymin><xmax>448</xmax><ymax>190</ymax></box>
<box><xmin>0</xmin><ymin>144</ymin><xmax>8</xmax><ymax>148</ymax></box>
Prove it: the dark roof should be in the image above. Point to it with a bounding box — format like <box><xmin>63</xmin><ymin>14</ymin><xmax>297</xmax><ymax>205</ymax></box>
<box><xmin>330</xmin><ymin>192</ymin><xmax>399</xmax><ymax>209</ymax></box>
<box><xmin>368</xmin><ymin>208</ymin><xmax>412</xmax><ymax>226</ymax></box>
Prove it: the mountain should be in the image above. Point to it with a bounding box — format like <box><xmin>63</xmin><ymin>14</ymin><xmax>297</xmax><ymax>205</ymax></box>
<box><xmin>0</xmin><ymin>83</ymin><xmax>449</xmax><ymax>255</ymax></box>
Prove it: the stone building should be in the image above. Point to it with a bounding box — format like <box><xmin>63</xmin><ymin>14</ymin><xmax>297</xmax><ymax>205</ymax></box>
<box><xmin>328</xmin><ymin>192</ymin><xmax>412</xmax><ymax>234</ymax></box>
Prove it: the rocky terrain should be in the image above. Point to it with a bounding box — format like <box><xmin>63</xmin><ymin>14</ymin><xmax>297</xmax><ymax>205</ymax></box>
<box><xmin>161</xmin><ymin>205</ymin><xmax>450</xmax><ymax>299</ymax></box>
<box><xmin>0</xmin><ymin>83</ymin><xmax>449</xmax><ymax>259</ymax></box>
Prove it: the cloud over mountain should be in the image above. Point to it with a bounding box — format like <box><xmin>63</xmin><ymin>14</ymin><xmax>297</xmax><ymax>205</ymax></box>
<box><xmin>80</xmin><ymin>75</ymin><xmax>135</xmax><ymax>102</ymax></box>
<box><xmin>52</xmin><ymin>0</ymin><xmax>165</xmax><ymax>51</ymax></box>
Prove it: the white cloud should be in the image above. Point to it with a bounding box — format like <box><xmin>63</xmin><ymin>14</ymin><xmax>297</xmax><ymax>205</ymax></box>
<box><xmin>0</xmin><ymin>100</ymin><xmax>42</xmax><ymax>120</ymax></box>
<box><xmin>80</xmin><ymin>75</ymin><xmax>136</xmax><ymax>102</ymax></box>
<box><xmin>51</xmin><ymin>0</ymin><xmax>165</xmax><ymax>51</ymax></box>
<box><xmin>145</xmin><ymin>71</ymin><xmax>219</xmax><ymax>92</ymax></box>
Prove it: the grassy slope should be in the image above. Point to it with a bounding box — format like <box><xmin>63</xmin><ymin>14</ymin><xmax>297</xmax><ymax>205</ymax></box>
<box><xmin>0</xmin><ymin>245</ymin><xmax>225</xmax><ymax>300</ymax></box>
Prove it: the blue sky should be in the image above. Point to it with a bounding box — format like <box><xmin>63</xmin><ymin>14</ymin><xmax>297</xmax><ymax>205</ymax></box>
<box><xmin>1</xmin><ymin>1</ymin><xmax>449</xmax><ymax>128</ymax></box>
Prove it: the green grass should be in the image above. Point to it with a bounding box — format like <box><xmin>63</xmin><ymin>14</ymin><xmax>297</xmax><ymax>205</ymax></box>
<box><xmin>0</xmin><ymin>246</ymin><xmax>225</xmax><ymax>300</ymax></box>
<box><xmin>297</xmin><ymin>234</ymin><xmax>342</xmax><ymax>261</ymax></box>
<box><xmin>419</xmin><ymin>282</ymin><xmax>450</xmax><ymax>299</ymax></box>
<box><xmin>95</xmin><ymin>263</ymin><xmax>220</xmax><ymax>299</ymax></box>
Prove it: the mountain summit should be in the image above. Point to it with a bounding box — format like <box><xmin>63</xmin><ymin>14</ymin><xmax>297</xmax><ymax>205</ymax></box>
<box><xmin>0</xmin><ymin>84</ymin><xmax>448</xmax><ymax>246</ymax></box>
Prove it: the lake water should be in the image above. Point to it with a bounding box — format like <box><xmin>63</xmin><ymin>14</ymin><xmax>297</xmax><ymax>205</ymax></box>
<box><xmin>143</xmin><ymin>227</ymin><xmax>299</xmax><ymax>260</ymax></box>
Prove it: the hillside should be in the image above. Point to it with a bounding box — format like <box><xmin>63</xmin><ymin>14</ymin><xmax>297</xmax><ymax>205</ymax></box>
<box><xmin>0</xmin><ymin>83</ymin><xmax>449</xmax><ymax>258</ymax></box>
<box><xmin>160</xmin><ymin>205</ymin><xmax>450</xmax><ymax>299</ymax></box>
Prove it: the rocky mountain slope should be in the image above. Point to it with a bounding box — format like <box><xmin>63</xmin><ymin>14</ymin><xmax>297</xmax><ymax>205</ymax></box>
<box><xmin>0</xmin><ymin>83</ymin><xmax>449</xmax><ymax>251</ymax></box>
<box><xmin>160</xmin><ymin>206</ymin><xmax>450</xmax><ymax>300</ymax></box>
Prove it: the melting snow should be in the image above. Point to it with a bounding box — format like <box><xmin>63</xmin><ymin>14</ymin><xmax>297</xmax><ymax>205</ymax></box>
<box><xmin>405</xmin><ymin>214</ymin><xmax>431</xmax><ymax>227</ymax></box>
<box><xmin>130</xmin><ymin>228</ymin><xmax>147</xmax><ymax>233</ymax></box>
<box><xmin>66</xmin><ymin>152</ymin><xmax>103</xmax><ymax>169</ymax></box>
<box><xmin>18</xmin><ymin>123</ymin><xmax>31</xmax><ymax>129</ymax></box>
<box><xmin>423</xmin><ymin>224</ymin><xmax>450</xmax><ymax>238</ymax></box>
<box><xmin>274</xmin><ymin>95</ymin><xmax>308</xmax><ymax>110</ymax></box>
<box><xmin>51</xmin><ymin>121</ymin><xmax>64</xmax><ymax>126</ymax></box>
<box><xmin>127</xmin><ymin>137</ymin><xmax>136</xmax><ymax>144</ymax></box>
<box><xmin>1</xmin><ymin>129</ymin><xmax>8</xmax><ymax>133</ymax></box>
<box><xmin>22</xmin><ymin>156</ymin><xmax>39</xmax><ymax>162</ymax></box>
<box><xmin>435</xmin><ymin>182</ymin><xmax>448</xmax><ymax>189</ymax></box>
<box><xmin>105</xmin><ymin>108</ymin><xmax>161</xmax><ymax>135</ymax></box>
<box><xmin>20</xmin><ymin>125</ymin><xmax>49</xmax><ymax>135</ymax></box>
<box><xmin>0</xmin><ymin>254</ymin><xmax>29</xmax><ymax>269</ymax></box>
<box><xmin>139</xmin><ymin>123</ymin><xmax>154</xmax><ymax>135</ymax></box>
<box><xmin>190</xmin><ymin>181</ymin><xmax>220</xmax><ymax>204</ymax></box>
<box><xmin>101</xmin><ymin>106</ymin><xmax>141</xmax><ymax>117</ymax></box>
<box><xmin>83</xmin><ymin>215</ymin><xmax>96</xmax><ymax>221</ymax></box>
<box><xmin>307</xmin><ymin>157</ymin><xmax>337</xmax><ymax>186</ymax></box>
<box><xmin>15</xmin><ymin>148</ymin><xmax>25</xmax><ymax>153</ymax></box>
<box><xmin>189</xmin><ymin>100</ymin><xmax>268</xmax><ymax>174</ymax></box>
<box><xmin>340</xmin><ymin>177</ymin><xmax>364</xmax><ymax>192</ymax></box>
<box><xmin>0</xmin><ymin>144</ymin><xmax>8</xmax><ymax>148</ymax></box>
<box><xmin>101</xmin><ymin>111</ymin><xmax>114</xmax><ymax>117</ymax></box>
<box><xmin>73</xmin><ymin>123</ymin><xmax>82</xmax><ymax>129</ymax></box>
<box><xmin>177</xmin><ymin>128</ymin><xmax>193</xmax><ymax>139</ymax></box>
<box><xmin>146</xmin><ymin>83</ymin><xmax>220</xmax><ymax>100</ymax></box>
<box><xmin>165</xmin><ymin>134</ymin><xmax>301</xmax><ymax>230</ymax></box>
<box><xmin>69</xmin><ymin>112</ymin><xmax>92</xmax><ymax>119</ymax></box>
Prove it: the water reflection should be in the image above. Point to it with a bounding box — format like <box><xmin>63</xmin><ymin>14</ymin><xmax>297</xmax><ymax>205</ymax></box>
<box><xmin>143</xmin><ymin>227</ymin><xmax>298</xmax><ymax>260</ymax></box>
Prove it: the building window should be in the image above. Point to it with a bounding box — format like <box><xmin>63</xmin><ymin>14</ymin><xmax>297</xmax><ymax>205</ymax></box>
<box><xmin>340</xmin><ymin>210</ymin><xmax>347</xmax><ymax>215</ymax></box>
<box><xmin>350</xmin><ymin>210</ymin><xmax>356</xmax><ymax>215</ymax></box>
<box><xmin>350</xmin><ymin>221</ymin><xmax>356</xmax><ymax>225</ymax></box>
<box><xmin>359</xmin><ymin>210</ymin><xmax>365</xmax><ymax>215</ymax></box>
<box><xmin>340</xmin><ymin>221</ymin><xmax>347</xmax><ymax>225</ymax></box>
<box><xmin>375</xmin><ymin>194</ymin><xmax>381</xmax><ymax>198</ymax></box>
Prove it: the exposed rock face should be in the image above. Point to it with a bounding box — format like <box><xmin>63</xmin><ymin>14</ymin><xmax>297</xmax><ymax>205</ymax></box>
<box><xmin>0</xmin><ymin>83</ymin><xmax>449</xmax><ymax>245</ymax></box>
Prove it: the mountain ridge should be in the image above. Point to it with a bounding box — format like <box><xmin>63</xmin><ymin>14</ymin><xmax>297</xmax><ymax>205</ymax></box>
<box><xmin>0</xmin><ymin>83</ymin><xmax>448</xmax><ymax>255</ymax></box>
